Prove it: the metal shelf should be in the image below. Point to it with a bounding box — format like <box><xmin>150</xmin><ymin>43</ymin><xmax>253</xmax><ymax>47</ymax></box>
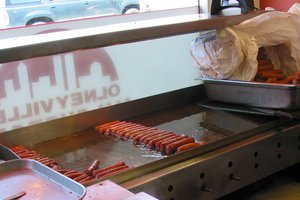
<box><xmin>0</xmin><ymin>11</ymin><xmax>264</xmax><ymax>64</ymax></box>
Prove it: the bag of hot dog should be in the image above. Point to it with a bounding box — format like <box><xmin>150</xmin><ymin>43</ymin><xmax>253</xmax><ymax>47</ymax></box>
<box><xmin>190</xmin><ymin>3</ymin><xmax>300</xmax><ymax>81</ymax></box>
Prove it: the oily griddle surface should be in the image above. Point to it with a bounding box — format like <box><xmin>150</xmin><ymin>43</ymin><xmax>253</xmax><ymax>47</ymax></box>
<box><xmin>30</xmin><ymin>104</ymin><xmax>272</xmax><ymax>172</ymax></box>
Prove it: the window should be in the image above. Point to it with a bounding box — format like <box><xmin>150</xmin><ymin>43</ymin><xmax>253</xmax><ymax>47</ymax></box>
<box><xmin>7</xmin><ymin>0</ymin><xmax>41</xmax><ymax>6</ymax></box>
<box><xmin>0</xmin><ymin>0</ymin><xmax>206</xmax><ymax>132</ymax></box>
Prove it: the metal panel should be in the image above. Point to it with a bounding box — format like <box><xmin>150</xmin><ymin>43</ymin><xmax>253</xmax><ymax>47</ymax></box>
<box><xmin>121</xmin><ymin>124</ymin><xmax>300</xmax><ymax>199</ymax></box>
<box><xmin>0</xmin><ymin>85</ymin><xmax>203</xmax><ymax>147</ymax></box>
<box><xmin>0</xmin><ymin>11</ymin><xmax>264</xmax><ymax>63</ymax></box>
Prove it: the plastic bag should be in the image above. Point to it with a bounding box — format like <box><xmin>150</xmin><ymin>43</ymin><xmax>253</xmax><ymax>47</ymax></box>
<box><xmin>190</xmin><ymin>3</ymin><xmax>300</xmax><ymax>81</ymax></box>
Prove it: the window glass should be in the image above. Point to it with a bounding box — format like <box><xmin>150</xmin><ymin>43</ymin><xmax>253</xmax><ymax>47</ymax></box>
<box><xmin>1</xmin><ymin>0</ymin><xmax>200</xmax><ymax>29</ymax></box>
<box><xmin>8</xmin><ymin>0</ymin><xmax>41</xmax><ymax>5</ymax></box>
<box><xmin>0</xmin><ymin>32</ymin><xmax>201</xmax><ymax>132</ymax></box>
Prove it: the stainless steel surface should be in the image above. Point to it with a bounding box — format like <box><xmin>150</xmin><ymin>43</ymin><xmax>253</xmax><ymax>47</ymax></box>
<box><xmin>0</xmin><ymin>144</ymin><xmax>20</xmax><ymax>161</ymax></box>
<box><xmin>123</xmin><ymin>123</ymin><xmax>300</xmax><ymax>199</ymax></box>
<box><xmin>0</xmin><ymin>159</ymin><xmax>86</xmax><ymax>200</ymax></box>
<box><xmin>0</xmin><ymin>85</ymin><xmax>203</xmax><ymax>147</ymax></box>
<box><xmin>0</xmin><ymin>11</ymin><xmax>264</xmax><ymax>63</ymax></box>
<box><xmin>25</xmin><ymin>104</ymin><xmax>282</xmax><ymax>187</ymax></box>
<box><xmin>4</xmin><ymin>191</ymin><xmax>26</xmax><ymax>200</ymax></box>
<box><xmin>203</xmin><ymin>78</ymin><xmax>300</xmax><ymax>110</ymax></box>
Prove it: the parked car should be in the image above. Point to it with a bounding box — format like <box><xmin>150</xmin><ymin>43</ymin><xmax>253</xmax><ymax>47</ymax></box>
<box><xmin>0</xmin><ymin>0</ymin><xmax>140</xmax><ymax>28</ymax></box>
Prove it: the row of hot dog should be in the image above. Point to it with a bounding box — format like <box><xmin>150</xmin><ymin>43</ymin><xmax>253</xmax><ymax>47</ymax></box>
<box><xmin>95</xmin><ymin>121</ymin><xmax>205</xmax><ymax>155</ymax></box>
<box><xmin>254</xmin><ymin>59</ymin><xmax>300</xmax><ymax>84</ymax></box>
<box><xmin>9</xmin><ymin>145</ymin><xmax>130</xmax><ymax>185</ymax></box>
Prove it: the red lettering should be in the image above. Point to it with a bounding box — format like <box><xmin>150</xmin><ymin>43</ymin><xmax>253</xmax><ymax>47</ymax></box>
<box><xmin>71</xmin><ymin>92</ymin><xmax>83</xmax><ymax>106</ymax></box>
<box><xmin>21</xmin><ymin>103</ymin><xmax>33</xmax><ymax>119</ymax></box>
<box><xmin>40</xmin><ymin>99</ymin><xmax>53</xmax><ymax>113</ymax></box>
<box><xmin>98</xmin><ymin>87</ymin><xmax>108</xmax><ymax>100</ymax></box>
<box><xmin>84</xmin><ymin>89</ymin><xmax>97</xmax><ymax>103</ymax></box>
<box><xmin>0</xmin><ymin>110</ymin><xmax>7</xmax><ymax>124</ymax></box>
<box><xmin>33</xmin><ymin>102</ymin><xmax>40</xmax><ymax>115</ymax></box>
<box><xmin>8</xmin><ymin>107</ymin><xmax>20</xmax><ymax>122</ymax></box>
<box><xmin>108</xmin><ymin>84</ymin><xmax>120</xmax><ymax>97</ymax></box>
<box><xmin>56</xmin><ymin>95</ymin><xmax>68</xmax><ymax>109</ymax></box>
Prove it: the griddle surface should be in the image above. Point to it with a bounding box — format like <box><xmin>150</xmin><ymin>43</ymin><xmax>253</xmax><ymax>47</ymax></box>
<box><xmin>30</xmin><ymin>105</ymin><xmax>273</xmax><ymax>172</ymax></box>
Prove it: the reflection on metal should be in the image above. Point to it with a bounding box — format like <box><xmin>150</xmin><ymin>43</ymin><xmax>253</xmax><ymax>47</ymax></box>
<box><xmin>122</xmin><ymin>123</ymin><xmax>300</xmax><ymax>199</ymax></box>
<box><xmin>0</xmin><ymin>11</ymin><xmax>264</xmax><ymax>63</ymax></box>
<box><xmin>0</xmin><ymin>85</ymin><xmax>203</xmax><ymax>147</ymax></box>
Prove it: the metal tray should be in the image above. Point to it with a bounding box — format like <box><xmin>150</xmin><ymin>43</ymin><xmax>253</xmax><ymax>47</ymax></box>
<box><xmin>202</xmin><ymin>78</ymin><xmax>300</xmax><ymax>110</ymax></box>
<box><xmin>0</xmin><ymin>159</ymin><xmax>86</xmax><ymax>200</ymax></box>
<box><xmin>0</xmin><ymin>144</ymin><xmax>20</xmax><ymax>162</ymax></box>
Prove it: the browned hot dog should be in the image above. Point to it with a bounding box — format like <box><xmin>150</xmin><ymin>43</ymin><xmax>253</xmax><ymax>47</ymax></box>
<box><xmin>95</xmin><ymin>165</ymin><xmax>129</xmax><ymax>179</ymax></box>
<box><xmin>84</xmin><ymin>159</ymin><xmax>100</xmax><ymax>176</ymax></box>
<box><xmin>66</xmin><ymin>172</ymin><xmax>83</xmax><ymax>179</ymax></box>
<box><xmin>92</xmin><ymin>162</ymin><xmax>126</xmax><ymax>176</ymax></box>
<box><xmin>120</xmin><ymin>127</ymin><xmax>149</xmax><ymax>139</ymax></box>
<box><xmin>176</xmin><ymin>142</ymin><xmax>206</xmax><ymax>153</ymax></box>
<box><xmin>131</xmin><ymin>129</ymin><xmax>158</xmax><ymax>143</ymax></box>
<box><xmin>166</xmin><ymin>137</ymin><xmax>195</xmax><ymax>155</ymax></box>
<box><xmin>155</xmin><ymin>135</ymin><xmax>181</xmax><ymax>151</ymax></box>
<box><xmin>159</xmin><ymin>136</ymin><xmax>188</xmax><ymax>153</ymax></box>
<box><xmin>74</xmin><ymin>174</ymin><xmax>89</xmax><ymax>182</ymax></box>
<box><xmin>95</xmin><ymin>121</ymin><xmax>121</xmax><ymax>131</ymax></box>
<box><xmin>147</xmin><ymin>133</ymin><xmax>177</xmax><ymax>149</ymax></box>
<box><xmin>142</xmin><ymin>131</ymin><xmax>172</xmax><ymax>144</ymax></box>
<box><xmin>99</xmin><ymin>167</ymin><xmax>129</xmax><ymax>179</ymax></box>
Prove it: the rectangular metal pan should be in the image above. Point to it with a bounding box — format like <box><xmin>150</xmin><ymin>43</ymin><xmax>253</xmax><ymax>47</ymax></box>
<box><xmin>202</xmin><ymin>78</ymin><xmax>300</xmax><ymax>110</ymax></box>
<box><xmin>0</xmin><ymin>159</ymin><xmax>86</xmax><ymax>200</ymax></box>
<box><xmin>0</xmin><ymin>144</ymin><xmax>20</xmax><ymax>162</ymax></box>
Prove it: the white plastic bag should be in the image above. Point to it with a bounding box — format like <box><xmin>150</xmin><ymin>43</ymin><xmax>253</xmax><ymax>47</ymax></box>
<box><xmin>190</xmin><ymin>3</ymin><xmax>300</xmax><ymax>81</ymax></box>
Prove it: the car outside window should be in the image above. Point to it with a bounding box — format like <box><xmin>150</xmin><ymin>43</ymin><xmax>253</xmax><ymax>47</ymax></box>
<box><xmin>7</xmin><ymin>0</ymin><xmax>41</xmax><ymax>6</ymax></box>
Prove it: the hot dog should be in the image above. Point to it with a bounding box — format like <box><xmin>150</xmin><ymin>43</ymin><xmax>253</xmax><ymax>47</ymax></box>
<box><xmin>159</xmin><ymin>136</ymin><xmax>189</xmax><ymax>153</ymax></box>
<box><xmin>66</xmin><ymin>172</ymin><xmax>83</xmax><ymax>179</ymax></box>
<box><xmin>166</xmin><ymin>137</ymin><xmax>195</xmax><ymax>155</ymax></box>
<box><xmin>92</xmin><ymin>162</ymin><xmax>126</xmax><ymax>176</ymax></box>
<box><xmin>120</xmin><ymin>127</ymin><xmax>149</xmax><ymax>139</ymax></box>
<box><xmin>155</xmin><ymin>135</ymin><xmax>182</xmax><ymax>151</ymax></box>
<box><xmin>131</xmin><ymin>129</ymin><xmax>159</xmax><ymax>143</ymax></box>
<box><xmin>142</xmin><ymin>131</ymin><xmax>172</xmax><ymax>145</ymax></box>
<box><xmin>137</xmin><ymin>130</ymin><xmax>166</xmax><ymax>144</ymax></box>
<box><xmin>99</xmin><ymin>167</ymin><xmax>129</xmax><ymax>179</ymax></box>
<box><xmin>147</xmin><ymin>133</ymin><xmax>177</xmax><ymax>149</ymax></box>
<box><xmin>128</xmin><ymin>128</ymin><xmax>157</xmax><ymax>140</ymax></box>
<box><xmin>176</xmin><ymin>142</ymin><xmax>206</xmax><ymax>153</ymax></box>
<box><xmin>95</xmin><ymin>165</ymin><xmax>129</xmax><ymax>179</ymax></box>
<box><xmin>74</xmin><ymin>174</ymin><xmax>89</xmax><ymax>182</ymax></box>
<box><xmin>84</xmin><ymin>159</ymin><xmax>100</xmax><ymax>176</ymax></box>
<box><xmin>111</xmin><ymin>123</ymin><xmax>144</xmax><ymax>137</ymax></box>
<box><xmin>95</xmin><ymin>121</ymin><xmax>121</xmax><ymax>132</ymax></box>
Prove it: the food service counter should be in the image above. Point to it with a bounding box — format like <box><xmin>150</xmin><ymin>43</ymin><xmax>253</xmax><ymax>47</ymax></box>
<box><xmin>2</xmin><ymin>85</ymin><xmax>300</xmax><ymax>199</ymax></box>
